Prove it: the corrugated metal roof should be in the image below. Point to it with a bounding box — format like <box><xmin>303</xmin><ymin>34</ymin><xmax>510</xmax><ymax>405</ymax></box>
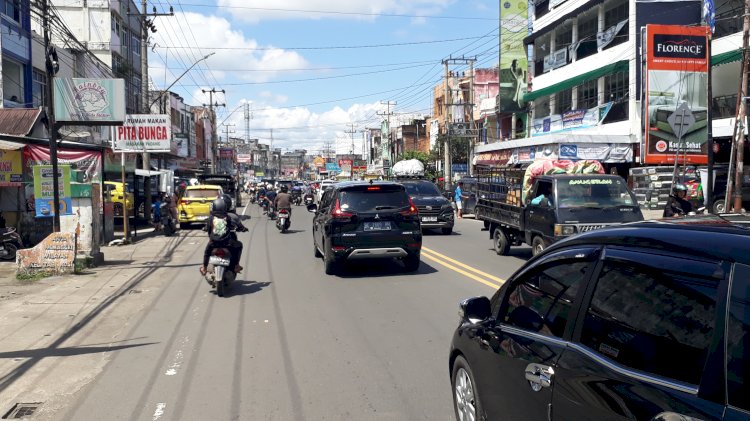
<box><xmin>0</xmin><ymin>108</ymin><xmax>42</xmax><ymax>137</ymax></box>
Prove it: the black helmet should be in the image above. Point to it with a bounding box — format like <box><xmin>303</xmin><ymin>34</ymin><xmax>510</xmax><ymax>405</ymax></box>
<box><xmin>280</xmin><ymin>185</ymin><xmax>289</xmax><ymax>193</ymax></box>
<box><xmin>221</xmin><ymin>193</ymin><xmax>233</xmax><ymax>209</ymax></box>
<box><xmin>211</xmin><ymin>197</ymin><xmax>227</xmax><ymax>215</ymax></box>
<box><xmin>673</xmin><ymin>183</ymin><xmax>688</xmax><ymax>193</ymax></box>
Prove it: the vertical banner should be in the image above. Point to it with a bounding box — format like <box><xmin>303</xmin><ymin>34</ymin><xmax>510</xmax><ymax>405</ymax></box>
<box><xmin>498</xmin><ymin>0</ymin><xmax>528</xmax><ymax>112</ymax></box>
<box><xmin>33</xmin><ymin>165</ymin><xmax>72</xmax><ymax>217</ymax></box>
<box><xmin>644</xmin><ymin>24</ymin><xmax>709</xmax><ymax>164</ymax></box>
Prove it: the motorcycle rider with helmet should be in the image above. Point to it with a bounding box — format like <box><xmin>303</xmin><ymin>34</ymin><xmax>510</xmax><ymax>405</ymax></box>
<box><xmin>663</xmin><ymin>183</ymin><xmax>693</xmax><ymax>217</ymax></box>
<box><xmin>199</xmin><ymin>198</ymin><xmax>248</xmax><ymax>276</ymax></box>
<box><xmin>274</xmin><ymin>185</ymin><xmax>293</xmax><ymax>216</ymax></box>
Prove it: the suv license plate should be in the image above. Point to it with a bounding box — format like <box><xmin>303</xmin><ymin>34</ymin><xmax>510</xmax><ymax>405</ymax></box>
<box><xmin>364</xmin><ymin>221</ymin><xmax>391</xmax><ymax>231</ymax></box>
<box><xmin>422</xmin><ymin>216</ymin><xmax>438</xmax><ymax>222</ymax></box>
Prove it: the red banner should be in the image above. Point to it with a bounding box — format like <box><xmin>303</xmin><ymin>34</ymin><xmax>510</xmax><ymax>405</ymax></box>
<box><xmin>24</xmin><ymin>144</ymin><xmax>102</xmax><ymax>183</ymax></box>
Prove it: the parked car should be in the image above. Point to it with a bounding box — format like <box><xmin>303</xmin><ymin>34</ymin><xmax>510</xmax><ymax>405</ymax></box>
<box><xmin>398</xmin><ymin>178</ymin><xmax>454</xmax><ymax>234</ymax></box>
<box><xmin>104</xmin><ymin>181</ymin><xmax>135</xmax><ymax>217</ymax></box>
<box><xmin>178</xmin><ymin>185</ymin><xmax>223</xmax><ymax>227</ymax></box>
<box><xmin>307</xmin><ymin>181</ymin><xmax>422</xmax><ymax>275</ymax></box>
<box><xmin>449</xmin><ymin>217</ymin><xmax>750</xmax><ymax>421</ymax></box>
<box><xmin>316</xmin><ymin>179</ymin><xmax>337</xmax><ymax>203</ymax></box>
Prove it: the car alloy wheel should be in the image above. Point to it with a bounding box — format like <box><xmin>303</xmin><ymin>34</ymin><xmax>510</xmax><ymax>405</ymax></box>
<box><xmin>454</xmin><ymin>367</ymin><xmax>477</xmax><ymax>421</ymax></box>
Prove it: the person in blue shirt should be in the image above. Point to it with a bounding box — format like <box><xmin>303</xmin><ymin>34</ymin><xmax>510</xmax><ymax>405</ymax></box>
<box><xmin>454</xmin><ymin>182</ymin><xmax>464</xmax><ymax>219</ymax></box>
<box><xmin>151</xmin><ymin>196</ymin><xmax>162</xmax><ymax>230</ymax></box>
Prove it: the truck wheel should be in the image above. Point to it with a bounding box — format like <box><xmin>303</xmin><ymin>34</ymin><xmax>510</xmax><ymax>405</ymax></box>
<box><xmin>493</xmin><ymin>228</ymin><xmax>510</xmax><ymax>256</ymax></box>
<box><xmin>712</xmin><ymin>199</ymin><xmax>726</xmax><ymax>214</ymax></box>
<box><xmin>531</xmin><ymin>236</ymin><xmax>546</xmax><ymax>256</ymax></box>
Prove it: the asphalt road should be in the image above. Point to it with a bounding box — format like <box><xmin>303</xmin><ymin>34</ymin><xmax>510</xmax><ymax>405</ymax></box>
<box><xmin>51</xmin><ymin>205</ymin><xmax>532</xmax><ymax>421</ymax></box>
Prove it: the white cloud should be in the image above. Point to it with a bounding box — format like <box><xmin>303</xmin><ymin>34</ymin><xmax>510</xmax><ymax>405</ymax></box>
<box><xmin>217</xmin><ymin>0</ymin><xmax>456</xmax><ymax>23</ymax></box>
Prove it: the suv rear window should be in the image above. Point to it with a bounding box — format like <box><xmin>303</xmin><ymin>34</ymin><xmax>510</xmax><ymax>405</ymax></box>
<box><xmin>185</xmin><ymin>189</ymin><xmax>221</xmax><ymax>198</ymax></box>
<box><xmin>402</xmin><ymin>181</ymin><xmax>441</xmax><ymax>196</ymax></box>
<box><xmin>339</xmin><ymin>186</ymin><xmax>409</xmax><ymax>212</ymax></box>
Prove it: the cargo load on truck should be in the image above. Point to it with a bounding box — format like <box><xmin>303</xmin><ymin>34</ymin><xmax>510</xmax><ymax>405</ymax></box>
<box><xmin>392</xmin><ymin>159</ymin><xmax>425</xmax><ymax>177</ymax></box>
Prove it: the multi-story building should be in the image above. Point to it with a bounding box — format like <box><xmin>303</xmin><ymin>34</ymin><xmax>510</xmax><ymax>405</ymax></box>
<box><xmin>280</xmin><ymin>149</ymin><xmax>306</xmax><ymax>178</ymax></box>
<box><xmin>51</xmin><ymin>0</ymin><xmax>143</xmax><ymax>114</ymax></box>
<box><xmin>1</xmin><ymin>0</ymin><xmax>33</xmax><ymax>108</ymax></box>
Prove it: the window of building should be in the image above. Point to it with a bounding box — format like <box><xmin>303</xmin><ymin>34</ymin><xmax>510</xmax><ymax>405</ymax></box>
<box><xmin>555</xmin><ymin>88</ymin><xmax>572</xmax><ymax>115</ymax></box>
<box><xmin>580</xmin><ymin>252</ymin><xmax>720</xmax><ymax>385</ymax></box>
<box><xmin>4</xmin><ymin>0</ymin><xmax>20</xmax><ymax>23</ymax></box>
<box><xmin>534</xmin><ymin>36</ymin><xmax>550</xmax><ymax>76</ymax></box>
<box><xmin>604</xmin><ymin>0</ymin><xmax>628</xmax><ymax>49</ymax></box>
<box><xmin>534</xmin><ymin>0</ymin><xmax>550</xmax><ymax>18</ymax></box>
<box><xmin>604</xmin><ymin>71</ymin><xmax>628</xmax><ymax>122</ymax></box>
<box><xmin>715</xmin><ymin>0</ymin><xmax>743</xmax><ymax>38</ymax></box>
<box><xmin>576</xmin><ymin>13</ymin><xmax>598</xmax><ymax>60</ymax></box>
<box><xmin>578</xmin><ymin>78</ymin><xmax>598</xmax><ymax>109</ymax></box>
<box><xmin>2</xmin><ymin>58</ymin><xmax>24</xmax><ymax>105</ymax></box>
<box><xmin>534</xmin><ymin>96</ymin><xmax>551</xmax><ymax>119</ymax></box>
<box><xmin>32</xmin><ymin>69</ymin><xmax>45</xmax><ymax>108</ymax></box>
<box><xmin>133</xmin><ymin>36</ymin><xmax>141</xmax><ymax>56</ymax></box>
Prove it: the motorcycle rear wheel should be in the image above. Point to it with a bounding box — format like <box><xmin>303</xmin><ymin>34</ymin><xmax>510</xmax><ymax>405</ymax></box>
<box><xmin>0</xmin><ymin>243</ymin><xmax>18</xmax><ymax>261</ymax></box>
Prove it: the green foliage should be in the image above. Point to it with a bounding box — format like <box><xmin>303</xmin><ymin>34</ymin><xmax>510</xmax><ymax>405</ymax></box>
<box><xmin>16</xmin><ymin>271</ymin><xmax>51</xmax><ymax>282</ymax></box>
<box><xmin>400</xmin><ymin>151</ymin><xmax>431</xmax><ymax>165</ymax></box>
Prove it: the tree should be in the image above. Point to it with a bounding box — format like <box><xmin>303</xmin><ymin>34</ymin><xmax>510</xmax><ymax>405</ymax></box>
<box><xmin>400</xmin><ymin>150</ymin><xmax>430</xmax><ymax>166</ymax></box>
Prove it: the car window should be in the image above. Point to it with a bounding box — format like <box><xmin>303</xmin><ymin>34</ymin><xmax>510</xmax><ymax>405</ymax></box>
<box><xmin>580</xmin><ymin>251</ymin><xmax>721</xmax><ymax>385</ymax></box>
<box><xmin>403</xmin><ymin>182</ymin><xmax>441</xmax><ymax>196</ymax></box>
<box><xmin>501</xmin><ymin>254</ymin><xmax>591</xmax><ymax>338</ymax></box>
<box><xmin>727</xmin><ymin>264</ymin><xmax>750</xmax><ymax>411</ymax></box>
<box><xmin>320</xmin><ymin>190</ymin><xmax>334</xmax><ymax>211</ymax></box>
<box><xmin>185</xmin><ymin>189</ymin><xmax>220</xmax><ymax>199</ymax></box>
<box><xmin>339</xmin><ymin>188</ymin><xmax>409</xmax><ymax>212</ymax></box>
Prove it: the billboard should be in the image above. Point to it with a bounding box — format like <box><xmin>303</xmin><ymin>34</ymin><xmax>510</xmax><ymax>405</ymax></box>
<box><xmin>33</xmin><ymin>165</ymin><xmax>72</xmax><ymax>217</ymax></box>
<box><xmin>53</xmin><ymin>78</ymin><xmax>126</xmax><ymax>123</ymax></box>
<box><xmin>644</xmin><ymin>25</ymin><xmax>709</xmax><ymax>164</ymax></box>
<box><xmin>113</xmin><ymin>114</ymin><xmax>171</xmax><ymax>152</ymax></box>
<box><xmin>237</xmin><ymin>154</ymin><xmax>252</xmax><ymax>164</ymax></box>
<box><xmin>498</xmin><ymin>0</ymin><xmax>528</xmax><ymax>113</ymax></box>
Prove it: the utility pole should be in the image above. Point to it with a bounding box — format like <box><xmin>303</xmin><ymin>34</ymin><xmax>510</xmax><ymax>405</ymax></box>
<box><xmin>377</xmin><ymin>100</ymin><xmax>397</xmax><ymax>173</ymax></box>
<box><xmin>345</xmin><ymin>124</ymin><xmax>356</xmax><ymax>180</ymax></box>
<box><xmin>731</xmin><ymin>0</ymin><xmax>750</xmax><ymax>212</ymax></box>
<box><xmin>244</xmin><ymin>102</ymin><xmax>252</xmax><ymax>143</ymax></box>
<box><xmin>41</xmin><ymin>0</ymin><xmax>61</xmax><ymax>231</ymax></box>
<box><xmin>135</xmin><ymin>2</ymin><xmax>172</xmax><ymax>222</ymax></box>
<box><xmin>202</xmin><ymin>88</ymin><xmax>226</xmax><ymax>173</ymax></box>
<box><xmin>443</xmin><ymin>56</ymin><xmax>477</xmax><ymax>189</ymax></box>
<box><xmin>443</xmin><ymin>59</ymin><xmax>451</xmax><ymax>191</ymax></box>
<box><xmin>222</xmin><ymin>123</ymin><xmax>235</xmax><ymax>176</ymax></box>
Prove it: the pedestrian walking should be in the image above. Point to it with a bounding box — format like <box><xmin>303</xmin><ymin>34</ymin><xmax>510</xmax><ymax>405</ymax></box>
<box><xmin>454</xmin><ymin>182</ymin><xmax>463</xmax><ymax>219</ymax></box>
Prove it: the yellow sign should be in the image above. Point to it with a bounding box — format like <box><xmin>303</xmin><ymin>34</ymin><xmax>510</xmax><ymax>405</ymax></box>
<box><xmin>313</xmin><ymin>156</ymin><xmax>326</xmax><ymax>168</ymax></box>
<box><xmin>0</xmin><ymin>150</ymin><xmax>22</xmax><ymax>186</ymax></box>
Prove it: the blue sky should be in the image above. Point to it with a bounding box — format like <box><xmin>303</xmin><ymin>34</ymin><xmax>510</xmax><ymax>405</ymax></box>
<box><xmin>148</xmin><ymin>0</ymin><xmax>499</xmax><ymax>155</ymax></box>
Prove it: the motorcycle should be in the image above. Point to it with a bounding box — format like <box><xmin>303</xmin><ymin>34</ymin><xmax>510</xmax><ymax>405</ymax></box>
<box><xmin>205</xmin><ymin>246</ymin><xmax>235</xmax><ymax>297</ymax></box>
<box><xmin>276</xmin><ymin>209</ymin><xmax>291</xmax><ymax>233</ymax></box>
<box><xmin>0</xmin><ymin>227</ymin><xmax>22</xmax><ymax>261</ymax></box>
<box><xmin>292</xmin><ymin>194</ymin><xmax>303</xmax><ymax>206</ymax></box>
<box><xmin>267</xmin><ymin>206</ymin><xmax>277</xmax><ymax>220</ymax></box>
<box><xmin>160</xmin><ymin>206</ymin><xmax>177</xmax><ymax>236</ymax></box>
<box><xmin>303</xmin><ymin>194</ymin><xmax>314</xmax><ymax>206</ymax></box>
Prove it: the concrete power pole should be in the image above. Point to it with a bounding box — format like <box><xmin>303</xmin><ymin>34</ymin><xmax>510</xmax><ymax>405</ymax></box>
<box><xmin>443</xmin><ymin>60</ymin><xmax>451</xmax><ymax>191</ymax></box>
<box><xmin>244</xmin><ymin>102</ymin><xmax>252</xmax><ymax>143</ymax></box>
<box><xmin>732</xmin><ymin>0</ymin><xmax>750</xmax><ymax>212</ymax></box>
<box><xmin>202</xmin><ymin>88</ymin><xmax>226</xmax><ymax>173</ymax></box>
<box><xmin>443</xmin><ymin>56</ymin><xmax>477</xmax><ymax>189</ymax></box>
<box><xmin>377</xmin><ymin>100</ymin><xmax>396</xmax><ymax>173</ymax></box>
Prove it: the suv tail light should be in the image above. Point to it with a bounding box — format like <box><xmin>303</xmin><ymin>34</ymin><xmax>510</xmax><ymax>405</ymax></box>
<box><xmin>400</xmin><ymin>198</ymin><xmax>418</xmax><ymax>216</ymax></box>
<box><xmin>332</xmin><ymin>199</ymin><xmax>354</xmax><ymax>221</ymax></box>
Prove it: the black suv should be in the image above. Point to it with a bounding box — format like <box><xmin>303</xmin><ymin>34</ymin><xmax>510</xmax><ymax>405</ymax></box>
<box><xmin>308</xmin><ymin>181</ymin><xmax>422</xmax><ymax>275</ymax></box>
<box><xmin>398</xmin><ymin>179</ymin><xmax>454</xmax><ymax>234</ymax></box>
<box><xmin>449</xmin><ymin>217</ymin><xmax>750</xmax><ymax>421</ymax></box>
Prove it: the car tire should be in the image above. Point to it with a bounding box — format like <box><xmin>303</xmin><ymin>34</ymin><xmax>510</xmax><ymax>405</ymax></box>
<box><xmin>314</xmin><ymin>241</ymin><xmax>323</xmax><ymax>258</ymax></box>
<box><xmin>531</xmin><ymin>236</ymin><xmax>546</xmax><ymax>256</ymax></box>
<box><xmin>441</xmin><ymin>227</ymin><xmax>453</xmax><ymax>235</ymax></box>
<box><xmin>712</xmin><ymin>199</ymin><xmax>726</xmax><ymax>214</ymax></box>
<box><xmin>493</xmin><ymin>228</ymin><xmax>510</xmax><ymax>256</ymax></box>
<box><xmin>179</xmin><ymin>222</ymin><xmax>189</xmax><ymax>230</ymax></box>
<box><xmin>324</xmin><ymin>243</ymin><xmax>339</xmax><ymax>275</ymax></box>
<box><xmin>451</xmin><ymin>355</ymin><xmax>483</xmax><ymax>421</ymax></box>
<box><xmin>403</xmin><ymin>253</ymin><xmax>420</xmax><ymax>272</ymax></box>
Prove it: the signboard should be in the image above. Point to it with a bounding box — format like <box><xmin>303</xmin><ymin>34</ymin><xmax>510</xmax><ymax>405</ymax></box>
<box><xmin>543</xmin><ymin>48</ymin><xmax>568</xmax><ymax>73</ymax></box>
<box><xmin>313</xmin><ymin>156</ymin><xmax>326</xmax><ymax>168</ymax></box>
<box><xmin>0</xmin><ymin>150</ymin><xmax>22</xmax><ymax>186</ymax></box>
<box><xmin>236</xmin><ymin>154</ymin><xmax>252</xmax><ymax>164</ymax></box>
<box><xmin>559</xmin><ymin>143</ymin><xmax>633</xmax><ymax>162</ymax></box>
<box><xmin>17</xmin><ymin>232</ymin><xmax>76</xmax><ymax>276</ymax></box>
<box><xmin>113</xmin><ymin>114</ymin><xmax>171</xmax><ymax>152</ymax></box>
<box><xmin>53</xmin><ymin>78</ymin><xmax>126</xmax><ymax>123</ymax></box>
<box><xmin>644</xmin><ymin>25</ymin><xmax>709</xmax><ymax>164</ymax></box>
<box><xmin>24</xmin><ymin>144</ymin><xmax>102</xmax><ymax>183</ymax></box>
<box><xmin>326</xmin><ymin>163</ymin><xmax>341</xmax><ymax>172</ymax></box>
<box><xmin>33</xmin><ymin>165</ymin><xmax>73</xmax><ymax>217</ymax></box>
<box><xmin>499</xmin><ymin>0</ymin><xmax>528</xmax><ymax>112</ymax></box>
<box><xmin>532</xmin><ymin>103</ymin><xmax>613</xmax><ymax>136</ymax></box>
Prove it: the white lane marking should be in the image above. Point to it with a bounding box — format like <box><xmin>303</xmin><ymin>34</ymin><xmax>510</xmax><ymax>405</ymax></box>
<box><xmin>164</xmin><ymin>337</ymin><xmax>189</xmax><ymax>376</ymax></box>
<box><xmin>152</xmin><ymin>403</ymin><xmax>167</xmax><ymax>420</ymax></box>
<box><xmin>242</xmin><ymin>202</ymin><xmax>249</xmax><ymax>216</ymax></box>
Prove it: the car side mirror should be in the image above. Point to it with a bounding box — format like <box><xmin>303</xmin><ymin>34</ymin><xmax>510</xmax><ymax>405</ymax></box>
<box><xmin>508</xmin><ymin>306</ymin><xmax>544</xmax><ymax>332</ymax></box>
<box><xmin>459</xmin><ymin>297</ymin><xmax>492</xmax><ymax>322</ymax></box>
<box><xmin>307</xmin><ymin>203</ymin><xmax>318</xmax><ymax>213</ymax></box>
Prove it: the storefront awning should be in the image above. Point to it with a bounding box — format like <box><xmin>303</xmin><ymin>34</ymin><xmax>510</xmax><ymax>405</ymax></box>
<box><xmin>0</xmin><ymin>108</ymin><xmax>42</xmax><ymax>138</ymax></box>
<box><xmin>524</xmin><ymin>60</ymin><xmax>628</xmax><ymax>102</ymax></box>
<box><xmin>712</xmin><ymin>48</ymin><xmax>743</xmax><ymax>67</ymax></box>
<box><xmin>0</xmin><ymin>139</ymin><xmax>25</xmax><ymax>150</ymax></box>
<box><xmin>476</xmin><ymin>133</ymin><xmax>634</xmax><ymax>153</ymax></box>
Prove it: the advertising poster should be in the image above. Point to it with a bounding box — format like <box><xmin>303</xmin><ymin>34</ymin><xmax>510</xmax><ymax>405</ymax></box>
<box><xmin>33</xmin><ymin>165</ymin><xmax>72</xmax><ymax>217</ymax></box>
<box><xmin>531</xmin><ymin>102</ymin><xmax>613</xmax><ymax>136</ymax></box>
<box><xmin>24</xmin><ymin>144</ymin><xmax>102</xmax><ymax>183</ymax></box>
<box><xmin>53</xmin><ymin>78</ymin><xmax>126</xmax><ymax>123</ymax></box>
<box><xmin>498</xmin><ymin>0</ymin><xmax>528</xmax><ymax>113</ymax></box>
<box><xmin>645</xmin><ymin>24</ymin><xmax>709</xmax><ymax>164</ymax></box>
<box><xmin>0</xmin><ymin>150</ymin><xmax>22</xmax><ymax>186</ymax></box>
<box><xmin>113</xmin><ymin>114</ymin><xmax>171</xmax><ymax>152</ymax></box>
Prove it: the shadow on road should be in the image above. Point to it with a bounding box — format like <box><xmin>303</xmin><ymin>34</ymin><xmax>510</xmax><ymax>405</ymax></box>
<box><xmin>423</xmin><ymin>230</ymin><xmax>462</xmax><ymax>236</ymax></box>
<box><xmin>280</xmin><ymin>229</ymin><xmax>306</xmax><ymax>234</ymax></box>
<box><xmin>223</xmin><ymin>280</ymin><xmax>271</xmax><ymax>297</ymax></box>
<box><xmin>0</xmin><ymin>342</ymin><xmax>157</xmax><ymax>359</ymax></box>
<box><xmin>487</xmin><ymin>247</ymin><xmax>533</xmax><ymax>261</ymax></box>
<box><xmin>335</xmin><ymin>259</ymin><xmax>438</xmax><ymax>279</ymax></box>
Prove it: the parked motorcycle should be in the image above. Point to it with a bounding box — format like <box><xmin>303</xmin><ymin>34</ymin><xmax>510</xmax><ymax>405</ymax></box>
<box><xmin>204</xmin><ymin>246</ymin><xmax>235</xmax><ymax>297</ymax></box>
<box><xmin>276</xmin><ymin>209</ymin><xmax>291</xmax><ymax>233</ymax></box>
<box><xmin>0</xmin><ymin>227</ymin><xmax>23</xmax><ymax>261</ymax></box>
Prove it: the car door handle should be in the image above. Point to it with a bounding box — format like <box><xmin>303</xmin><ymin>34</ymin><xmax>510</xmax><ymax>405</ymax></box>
<box><xmin>524</xmin><ymin>363</ymin><xmax>554</xmax><ymax>392</ymax></box>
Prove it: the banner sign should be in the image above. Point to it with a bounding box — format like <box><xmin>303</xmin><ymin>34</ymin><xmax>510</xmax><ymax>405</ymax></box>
<box><xmin>24</xmin><ymin>144</ymin><xmax>102</xmax><ymax>183</ymax></box>
<box><xmin>325</xmin><ymin>163</ymin><xmax>341</xmax><ymax>172</ymax></box>
<box><xmin>644</xmin><ymin>24</ymin><xmax>709</xmax><ymax>164</ymax></box>
<box><xmin>532</xmin><ymin>102</ymin><xmax>613</xmax><ymax>136</ymax></box>
<box><xmin>236</xmin><ymin>154</ymin><xmax>252</xmax><ymax>164</ymax></box>
<box><xmin>597</xmin><ymin>19</ymin><xmax>628</xmax><ymax>50</ymax></box>
<box><xmin>543</xmin><ymin>48</ymin><xmax>568</xmax><ymax>73</ymax></box>
<box><xmin>0</xmin><ymin>150</ymin><xmax>22</xmax><ymax>186</ymax></box>
<box><xmin>559</xmin><ymin>143</ymin><xmax>633</xmax><ymax>162</ymax></box>
<box><xmin>499</xmin><ymin>0</ymin><xmax>528</xmax><ymax>112</ymax></box>
<box><xmin>33</xmin><ymin>165</ymin><xmax>73</xmax><ymax>217</ymax></box>
<box><xmin>53</xmin><ymin>78</ymin><xmax>126</xmax><ymax>123</ymax></box>
<box><xmin>114</xmin><ymin>114</ymin><xmax>171</xmax><ymax>152</ymax></box>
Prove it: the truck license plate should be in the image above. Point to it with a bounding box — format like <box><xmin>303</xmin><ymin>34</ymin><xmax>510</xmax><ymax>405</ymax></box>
<box><xmin>364</xmin><ymin>221</ymin><xmax>391</xmax><ymax>231</ymax></box>
<box><xmin>421</xmin><ymin>216</ymin><xmax>438</xmax><ymax>222</ymax></box>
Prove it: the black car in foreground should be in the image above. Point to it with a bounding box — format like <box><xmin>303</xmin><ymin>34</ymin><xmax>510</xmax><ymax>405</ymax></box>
<box><xmin>398</xmin><ymin>178</ymin><xmax>454</xmax><ymax>234</ymax></box>
<box><xmin>308</xmin><ymin>181</ymin><xmax>422</xmax><ymax>275</ymax></box>
<box><xmin>449</xmin><ymin>217</ymin><xmax>750</xmax><ymax>421</ymax></box>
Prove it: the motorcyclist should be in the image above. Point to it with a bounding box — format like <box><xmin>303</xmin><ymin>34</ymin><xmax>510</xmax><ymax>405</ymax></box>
<box><xmin>274</xmin><ymin>185</ymin><xmax>293</xmax><ymax>215</ymax></box>
<box><xmin>663</xmin><ymin>183</ymin><xmax>693</xmax><ymax>217</ymax></box>
<box><xmin>200</xmin><ymin>198</ymin><xmax>247</xmax><ymax>276</ymax></box>
<box><xmin>265</xmin><ymin>187</ymin><xmax>278</xmax><ymax>215</ymax></box>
